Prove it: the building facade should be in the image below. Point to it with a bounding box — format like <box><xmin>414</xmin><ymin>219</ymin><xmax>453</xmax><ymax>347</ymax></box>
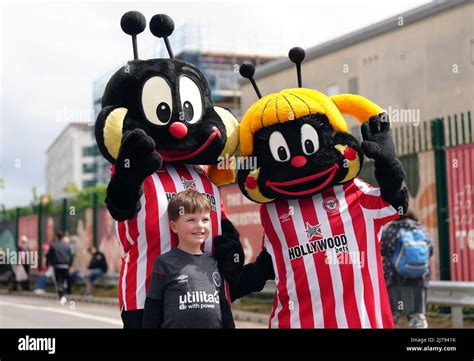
<box><xmin>45</xmin><ymin>123</ymin><xmax>97</xmax><ymax>199</ymax></box>
<box><xmin>240</xmin><ymin>0</ymin><xmax>473</xmax><ymax>132</ymax></box>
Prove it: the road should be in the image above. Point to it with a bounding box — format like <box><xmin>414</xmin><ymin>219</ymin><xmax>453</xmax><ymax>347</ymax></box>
<box><xmin>0</xmin><ymin>294</ymin><xmax>265</xmax><ymax>328</ymax></box>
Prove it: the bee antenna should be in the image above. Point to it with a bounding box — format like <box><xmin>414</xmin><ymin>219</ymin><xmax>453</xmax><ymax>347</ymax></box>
<box><xmin>239</xmin><ymin>62</ymin><xmax>262</xmax><ymax>99</ymax></box>
<box><xmin>120</xmin><ymin>11</ymin><xmax>146</xmax><ymax>60</ymax></box>
<box><xmin>288</xmin><ymin>47</ymin><xmax>305</xmax><ymax>88</ymax></box>
<box><xmin>149</xmin><ymin>14</ymin><xmax>175</xmax><ymax>59</ymax></box>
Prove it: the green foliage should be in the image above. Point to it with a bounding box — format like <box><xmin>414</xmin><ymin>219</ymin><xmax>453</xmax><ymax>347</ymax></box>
<box><xmin>63</xmin><ymin>182</ymin><xmax>79</xmax><ymax>196</ymax></box>
<box><xmin>1</xmin><ymin>183</ymin><xmax>108</xmax><ymax>220</ymax></box>
<box><xmin>69</xmin><ymin>183</ymin><xmax>107</xmax><ymax>211</ymax></box>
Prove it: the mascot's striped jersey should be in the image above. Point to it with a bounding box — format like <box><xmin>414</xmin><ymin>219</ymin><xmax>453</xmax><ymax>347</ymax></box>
<box><xmin>261</xmin><ymin>178</ymin><xmax>398</xmax><ymax>328</ymax></box>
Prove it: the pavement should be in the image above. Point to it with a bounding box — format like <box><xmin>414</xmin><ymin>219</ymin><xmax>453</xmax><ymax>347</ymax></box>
<box><xmin>0</xmin><ymin>290</ymin><xmax>266</xmax><ymax>328</ymax></box>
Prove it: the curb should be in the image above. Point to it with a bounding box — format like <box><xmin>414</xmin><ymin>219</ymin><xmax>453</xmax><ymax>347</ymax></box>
<box><xmin>232</xmin><ymin>310</ymin><xmax>268</xmax><ymax>324</ymax></box>
<box><xmin>0</xmin><ymin>289</ymin><xmax>118</xmax><ymax>306</ymax></box>
<box><xmin>0</xmin><ymin>289</ymin><xmax>269</xmax><ymax>324</ymax></box>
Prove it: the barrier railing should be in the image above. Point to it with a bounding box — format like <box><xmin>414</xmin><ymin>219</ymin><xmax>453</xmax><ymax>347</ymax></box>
<box><xmin>259</xmin><ymin>280</ymin><xmax>474</xmax><ymax>327</ymax></box>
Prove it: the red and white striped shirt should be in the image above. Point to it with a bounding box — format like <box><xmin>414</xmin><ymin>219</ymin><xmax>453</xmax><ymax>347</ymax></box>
<box><xmin>114</xmin><ymin>163</ymin><xmax>227</xmax><ymax>312</ymax></box>
<box><xmin>261</xmin><ymin>178</ymin><xmax>399</xmax><ymax>328</ymax></box>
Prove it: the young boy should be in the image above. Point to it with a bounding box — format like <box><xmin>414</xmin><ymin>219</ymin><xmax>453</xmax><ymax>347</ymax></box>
<box><xmin>143</xmin><ymin>189</ymin><xmax>235</xmax><ymax>328</ymax></box>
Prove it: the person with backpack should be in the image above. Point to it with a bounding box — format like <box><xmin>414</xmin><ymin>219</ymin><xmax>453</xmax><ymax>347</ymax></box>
<box><xmin>381</xmin><ymin>211</ymin><xmax>434</xmax><ymax>328</ymax></box>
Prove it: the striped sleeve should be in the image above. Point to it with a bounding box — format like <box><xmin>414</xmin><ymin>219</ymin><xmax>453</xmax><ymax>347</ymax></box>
<box><xmin>354</xmin><ymin>178</ymin><xmax>399</xmax><ymax>223</ymax></box>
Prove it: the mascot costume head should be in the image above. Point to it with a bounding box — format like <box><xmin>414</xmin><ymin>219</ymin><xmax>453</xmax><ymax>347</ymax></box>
<box><xmin>95</xmin><ymin>11</ymin><xmax>239</xmax><ymax>186</ymax></box>
<box><xmin>237</xmin><ymin>47</ymin><xmax>387</xmax><ymax>203</ymax></box>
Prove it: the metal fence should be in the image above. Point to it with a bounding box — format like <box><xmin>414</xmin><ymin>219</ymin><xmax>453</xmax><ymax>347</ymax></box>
<box><xmin>0</xmin><ymin>112</ymin><xmax>473</xmax><ymax>281</ymax></box>
<box><xmin>360</xmin><ymin>111</ymin><xmax>473</xmax><ymax>281</ymax></box>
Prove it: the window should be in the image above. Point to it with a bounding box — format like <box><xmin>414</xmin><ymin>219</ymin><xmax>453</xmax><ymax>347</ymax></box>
<box><xmin>82</xmin><ymin>163</ymin><xmax>97</xmax><ymax>173</ymax></box>
<box><xmin>83</xmin><ymin>179</ymin><xmax>97</xmax><ymax>189</ymax></box>
<box><xmin>83</xmin><ymin>146</ymin><xmax>99</xmax><ymax>157</ymax></box>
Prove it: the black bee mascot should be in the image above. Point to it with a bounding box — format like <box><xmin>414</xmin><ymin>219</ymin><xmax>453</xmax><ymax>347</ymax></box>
<box><xmin>95</xmin><ymin>11</ymin><xmax>243</xmax><ymax>328</ymax></box>
<box><xmin>231</xmin><ymin>47</ymin><xmax>409</xmax><ymax>328</ymax></box>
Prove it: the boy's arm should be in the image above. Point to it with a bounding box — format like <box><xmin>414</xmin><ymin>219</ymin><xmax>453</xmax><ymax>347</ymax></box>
<box><xmin>142</xmin><ymin>264</ymin><xmax>167</xmax><ymax>328</ymax></box>
<box><xmin>143</xmin><ymin>297</ymin><xmax>164</xmax><ymax>328</ymax></box>
<box><xmin>230</xmin><ymin>249</ymin><xmax>275</xmax><ymax>302</ymax></box>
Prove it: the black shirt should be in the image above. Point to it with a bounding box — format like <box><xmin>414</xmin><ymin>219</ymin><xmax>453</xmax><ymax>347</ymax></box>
<box><xmin>46</xmin><ymin>240</ymin><xmax>73</xmax><ymax>268</ymax></box>
<box><xmin>143</xmin><ymin>248</ymin><xmax>234</xmax><ymax>328</ymax></box>
<box><xmin>88</xmin><ymin>251</ymin><xmax>108</xmax><ymax>273</ymax></box>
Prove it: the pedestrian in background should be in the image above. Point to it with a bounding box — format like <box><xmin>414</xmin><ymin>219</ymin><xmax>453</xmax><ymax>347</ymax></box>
<box><xmin>381</xmin><ymin>211</ymin><xmax>434</xmax><ymax>328</ymax></box>
<box><xmin>46</xmin><ymin>232</ymin><xmax>73</xmax><ymax>305</ymax></box>
<box><xmin>34</xmin><ymin>243</ymin><xmax>53</xmax><ymax>295</ymax></box>
<box><xmin>84</xmin><ymin>246</ymin><xmax>108</xmax><ymax>297</ymax></box>
<box><xmin>17</xmin><ymin>236</ymin><xmax>31</xmax><ymax>291</ymax></box>
<box><xmin>0</xmin><ymin>247</ymin><xmax>16</xmax><ymax>290</ymax></box>
<box><xmin>63</xmin><ymin>235</ymin><xmax>74</xmax><ymax>295</ymax></box>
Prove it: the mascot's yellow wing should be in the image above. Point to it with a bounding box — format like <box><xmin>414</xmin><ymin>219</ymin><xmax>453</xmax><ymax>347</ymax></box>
<box><xmin>103</xmin><ymin>107</ymin><xmax>126</xmax><ymax>160</ymax></box>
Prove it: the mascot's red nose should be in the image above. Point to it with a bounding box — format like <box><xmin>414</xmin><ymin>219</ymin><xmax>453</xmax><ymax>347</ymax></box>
<box><xmin>291</xmin><ymin>156</ymin><xmax>307</xmax><ymax>168</ymax></box>
<box><xmin>169</xmin><ymin>122</ymin><xmax>188</xmax><ymax>139</ymax></box>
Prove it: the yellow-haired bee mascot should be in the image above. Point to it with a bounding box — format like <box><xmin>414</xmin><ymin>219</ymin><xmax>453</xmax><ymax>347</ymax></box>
<box><xmin>229</xmin><ymin>48</ymin><xmax>408</xmax><ymax>328</ymax></box>
<box><xmin>95</xmin><ymin>12</ymin><xmax>243</xmax><ymax>328</ymax></box>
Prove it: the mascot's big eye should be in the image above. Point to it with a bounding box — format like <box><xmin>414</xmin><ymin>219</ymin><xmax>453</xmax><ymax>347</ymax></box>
<box><xmin>269</xmin><ymin>131</ymin><xmax>291</xmax><ymax>162</ymax></box>
<box><xmin>301</xmin><ymin>124</ymin><xmax>319</xmax><ymax>155</ymax></box>
<box><xmin>179</xmin><ymin>76</ymin><xmax>203</xmax><ymax>124</ymax></box>
<box><xmin>142</xmin><ymin>76</ymin><xmax>173</xmax><ymax>125</ymax></box>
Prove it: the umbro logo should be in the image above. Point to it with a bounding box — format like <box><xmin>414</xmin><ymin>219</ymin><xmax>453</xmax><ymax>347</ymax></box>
<box><xmin>176</xmin><ymin>274</ymin><xmax>189</xmax><ymax>284</ymax></box>
<box><xmin>279</xmin><ymin>207</ymin><xmax>294</xmax><ymax>222</ymax></box>
<box><xmin>279</xmin><ymin>212</ymin><xmax>292</xmax><ymax>222</ymax></box>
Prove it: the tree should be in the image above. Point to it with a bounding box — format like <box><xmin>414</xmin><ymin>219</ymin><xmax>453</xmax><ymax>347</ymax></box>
<box><xmin>63</xmin><ymin>182</ymin><xmax>79</xmax><ymax>196</ymax></box>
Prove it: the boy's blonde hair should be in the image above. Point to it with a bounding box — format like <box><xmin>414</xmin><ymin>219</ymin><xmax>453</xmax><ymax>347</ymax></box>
<box><xmin>167</xmin><ymin>189</ymin><xmax>211</xmax><ymax>221</ymax></box>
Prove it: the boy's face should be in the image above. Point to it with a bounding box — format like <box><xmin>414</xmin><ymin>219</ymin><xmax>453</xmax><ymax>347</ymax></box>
<box><xmin>170</xmin><ymin>211</ymin><xmax>211</xmax><ymax>247</ymax></box>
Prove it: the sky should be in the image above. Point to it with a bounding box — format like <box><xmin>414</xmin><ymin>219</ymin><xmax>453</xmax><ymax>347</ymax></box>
<box><xmin>0</xmin><ymin>0</ymin><xmax>431</xmax><ymax>208</ymax></box>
